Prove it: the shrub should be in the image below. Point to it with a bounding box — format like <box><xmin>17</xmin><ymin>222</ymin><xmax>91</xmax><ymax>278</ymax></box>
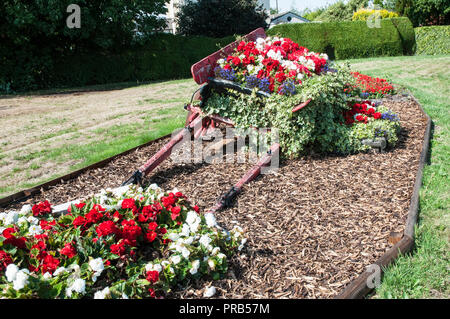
<box><xmin>352</xmin><ymin>9</ymin><xmax>399</xmax><ymax>21</ymax></box>
<box><xmin>0</xmin><ymin>34</ymin><xmax>234</xmax><ymax>93</ymax></box>
<box><xmin>415</xmin><ymin>25</ymin><xmax>450</xmax><ymax>55</ymax></box>
<box><xmin>267</xmin><ymin>17</ymin><xmax>415</xmax><ymax>59</ymax></box>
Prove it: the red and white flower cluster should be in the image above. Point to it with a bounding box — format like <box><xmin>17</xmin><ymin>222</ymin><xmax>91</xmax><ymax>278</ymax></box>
<box><xmin>344</xmin><ymin>100</ymin><xmax>382</xmax><ymax>125</ymax></box>
<box><xmin>0</xmin><ymin>184</ymin><xmax>246</xmax><ymax>299</ymax></box>
<box><xmin>216</xmin><ymin>36</ymin><xmax>329</xmax><ymax>94</ymax></box>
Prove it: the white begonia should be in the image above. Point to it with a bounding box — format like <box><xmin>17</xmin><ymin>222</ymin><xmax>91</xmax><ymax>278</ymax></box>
<box><xmin>183</xmin><ymin>236</ymin><xmax>194</xmax><ymax>245</ymax></box>
<box><xmin>0</xmin><ymin>227</ymin><xmax>5</xmax><ymax>234</ymax></box>
<box><xmin>89</xmin><ymin>258</ymin><xmax>104</xmax><ymax>274</ymax></box>
<box><xmin>199</xmin><ymin>234</ymin><xmax>212</xmax><ymax>247</ymax></box>
<box><xmin>161</xmin><ymin>260</ymin><xmax>170</xmax><ymax>267</ymax></box>
<box><xmin>17</xmin><ymin>216</ymin><xmax>28</xmax><ymax>226</ymax></box>
<box><xmin>168</xmin><ymin>232</ymin><xmax>180</xmax><ymax>242</ymax></box>
<box><xmin>94</xmin><ymin>287</ymin><xmax>111</xmax><ymax>299</ymax></box>
<box><xmin>204</xmin><ymin>213</ymin><xmax>217</xmax><ymax>228</ymax></box>
<box><xmin>5</xmin><ymin>264</ymin><xmax>19</xmax><ymax>282</ymax></box>
<box><xmin>208</xmin><ymin>259</ymin><xmax>215</xmax><ymax>270</ymax></box>
<box><xmin>181</xmin><ymin>224</ymin><xmax>190</xmax><ymax>237</ymax></box>
<box><xmin>53</xmin><ymin>267</ymin><xmax>67</xmax><ymax>276</ymax></box>
<box><xmin>20</xmin><ymin>204</ymin><xmax>32</xmax><ymax>215</ymax></box>
<box><xmin>4</xmin><ymin>211</ymin><xmax>19</xmax><ymax>226</ymax></box>
<box><xmin>189</xmin><ymin>220</ymin><xmax>201</xmax><ymax>233</ymax></box>
<box><xmin>66</xmin><ymin>278</ymin><xmax>86</xmax><ymax>297</ymax></box>
<box><xmin>189</xmin><ymin>259</ymin><xmax>200</xmax><ymax>275</ymax></box>
<box><xmin>203</xmin><ymin>286</ymin><xmax>216</xmax><ymax>298</ymax></box>
<box><xmin>43</xmin><ymin>272</ymin><xmax>52</xmax><ymax>280</ymax></box>
<box><xmin>211</xmin><ymin>247</ymin><xmax>220</xmax><ymax>256</ymax></box>
<box><xmin>217</xmin><ymin>253</ymin><xmax>226</xmax><ymax>260</ymax></box>
<box><xmin>153</xmin><ymin>263</ymin><xmax>162</xmax><ymax>273</ymax></box>
<box><xmin>170</xmin><ymin>255</ymin><xmax>181</xmax><ymax>265</ymax></box>
<box><xmin>181</xmin><ymin>246</ymin><xmax>190</xmax><ymax>259</ymax></box>
<box><xmin>0</xmin><ymin>212</ymin><xmax>7</xmax><ymax>223</ymax></box>
<box><xmin>27</xmin><ymin>216</ymin><xmax>39</xmax><ymax>225</ymax></box>
<box><xmin>28</xmin><ymin>225</ymin><xmax>43</xmax><ymax>236</ymax></box>
<box><xmin>112</xmin><ymin>185</ymin><xmax>130</xmax><ymax>198</ymax></box>
<box><xmin>13</xmin><ymin>270</ymin><xmax>29</xmax><ymax>291</ymax></box>
<box><xmin>185</xmin><ymin>211</ymin><xmax>198</xmax><ymax>225</ymax></box>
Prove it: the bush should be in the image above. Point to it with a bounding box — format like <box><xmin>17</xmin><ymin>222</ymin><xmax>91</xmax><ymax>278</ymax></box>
<box><xmin>415</xmin><ymin>25</ymin><xmax>450</xmax><ymax>55</ymax></box>
<box><xmin>267</xmin><ymin>17</ymin><xmax>416</xmax><ymax>59</ymax></box>
<box><xmin>352</xmin><ymin>9</ymin><xmax>399</xmax><ymax>21</ymax></box>
<box><xmin>0</xmin><ymin>34</ymin><xmax>234</xmax><ymax>93</ymax></box>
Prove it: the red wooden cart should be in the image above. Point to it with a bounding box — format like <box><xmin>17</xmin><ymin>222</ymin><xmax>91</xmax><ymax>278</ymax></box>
<box><xmin>122</xmin><ymin>28</ymin><xmax>311</xmax><ymax>214</ymax></box>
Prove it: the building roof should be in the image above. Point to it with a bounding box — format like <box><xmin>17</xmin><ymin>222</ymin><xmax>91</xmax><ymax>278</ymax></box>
<box><xmin>270</xmin><ymin>11</ymin><xmax>310</xmax><ymax>23</ymax></box>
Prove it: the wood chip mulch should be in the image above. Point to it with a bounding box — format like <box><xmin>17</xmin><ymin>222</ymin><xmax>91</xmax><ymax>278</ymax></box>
<box><xmin>2</xmin><ymin>94</ymin><xmax>428</xmax><ymax>299</ymax></box>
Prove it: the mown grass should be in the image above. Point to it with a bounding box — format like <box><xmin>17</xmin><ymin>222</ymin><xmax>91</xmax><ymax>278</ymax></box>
<box><xmin>344</xmin><ymin>54</ymin><xmax>449</xmax><ymax>299</ymax></box>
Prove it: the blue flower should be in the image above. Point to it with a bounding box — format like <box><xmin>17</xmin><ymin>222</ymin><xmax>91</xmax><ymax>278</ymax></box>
<box><xmin>278</xmin><ymin>79</ymin><xmax>296</xmax><ymax>96</ymax></box>
<box><xmin>381</xmin><ymin>110</ymin><xmax>399</xmax><ymax>122</ymax></box>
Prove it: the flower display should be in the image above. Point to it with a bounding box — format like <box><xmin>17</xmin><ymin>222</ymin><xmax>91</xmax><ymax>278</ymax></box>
<box><xmin>348</xmin><ymin>72</ymin><xmax>395</xmax><ymax>97</ymax></box>
<box><xmin>215</xmin><ymin>36</ymin><xmax>329</xmax><ymax>95</ymax></box>
<box><xmin>0</xmin><ymin>184</ymin><xmax>246</xmax><ymax>299</ymax></box>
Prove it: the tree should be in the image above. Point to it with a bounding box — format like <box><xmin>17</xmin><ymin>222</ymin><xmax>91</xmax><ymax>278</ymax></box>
<box><xmin>176</xmin><ymin>0</ymin><xmax>268</xmax><ymax>38</ymax></box>
<box><xmin>316</xmin><ymin>0</ymin><xmax>369</xmax><ymax>21</ymax></box>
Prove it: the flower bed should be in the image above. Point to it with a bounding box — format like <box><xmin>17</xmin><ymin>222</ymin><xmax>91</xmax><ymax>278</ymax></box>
<box><xmin>203</xmin><ymin>36</ymin><xmax>401</xmax><ymax>157</ymax></box>
<box><xmin>0</xmin><ymin>184</ymin><xmax>246</xmax><ymax>299</ymax></box>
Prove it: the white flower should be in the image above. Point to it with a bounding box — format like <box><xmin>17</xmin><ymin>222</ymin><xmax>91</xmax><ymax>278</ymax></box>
<box><xmin>199</xmin><ymin>234</ymin><xmax>212</xmax><ymax>247</ymax></box>
<box><xmin>217</xmin><ymin>253</ymin><xmax>226</xmax><ymax>260</ymax></box>
<box><xmin>0</xmin><ymin>212</ymin><xmax>7</xmax><ymax>223</ymax></box>
<box><xmin>170</xmin><ymin>255</ymin><xmax>181</xmax><ymax>265</ymax></box>
<box><xmin>153</xmin><ymin>263</ymin><xmax>162</xmax><ymax>273</ymax></box>
<box><xmin>189</xmin><ymin>221</ymin><xmax>201</xmax><ymax>233</ymax></box>
<box><xmin>53</xmin><ymin>267</ymin><xmax>67</xmax><ymax>276</ymax></box>
<box><xmin>189</xmin><ymin>260</ymin><xmax>200</xmax><ymax>275</ymax></box>
<box><xmin>203</xmin><ymin>286</ymin><xmax>216</xmax><ymax>298</ymax></box>
<box><xmin>13</xmin><ymin>270</ymin><xmax>29</xmax><ymax>291</ymax></box>
<box><xmin>17</xmin><ymin>216</ymin><xmax>28</xmax><ymax>226</ymax></box>
<box><xmin>183</xmin><ymin>236</ymin><xmax>194</xmax><ymax>245</ymax></box>
<box><xmin>20</xmin><ymin>204</ymin><xmax>32</xmax><ymax>215</ymax></box>
<box><xmin>28</xmin><ymin>225</ymin><xmax>43</xmax><ymax>236</ymax></box>
<box><xmin>27</xmin><ymin>216</ymin><xmax>39</xmax><ymax>225</ymax></box>
<box><xmin>89</xmin><ymin>258</ymin><xmax>104</xmax><ymax>274</ymax></box>
<box><xmin>168</xmin><ymin>232</ymin><xmax>180</xmax><ymax>242</ymax></box>
<box><xmin>208</xmin><ymin>259</ymin><xmax>215</xmax><ymax>270</ymax></box>
<box><xmin>4</xmin><ymin>211</ymin><xmax>19</xmax><ymax>226</ymax></box>
<box><xmin>180</xmin><ymin>224</ymin><xmax>190</xmax><ymax>237</ymax></box>
<box><xmin>211</xmin><ymin>247</ymin><xmax>220</xmax><ymax>256</ymax></box>
<box><xmin>204</xmin><ymin>213</ymin><xmax>217</xmax><ymax>228</ymax></box>
<box><xmin>181</xmin><ymin>247</ymin><xmax>190</xmax><ymax>259</ymax></box>
<box><xmin>5</xmin><ymin>264</ymin><xmax>19</xmax><ymax>282</ymax></box>
<box><xmin>94</xmin><ymin>287</ymin><xmax>111</xmax><ymax>299</ymax></box>
<box><xmin>112</xmin><ymin>185</ymin><xmax>130</xmax><ymax>198</ymax></box>
<box><xmin>43</xmin><ymin>272</ymin><xmax>52</xmax><ymax>280</ymax></box>
<box><xmin>185</xmin><ymin>211</ymin><xmax>198</xmax><ymax>226</ymax></box>
<box><xmin>68</xmin><ymin>278</ymin><xmax>86</xmax><ymax>296</ymax></box>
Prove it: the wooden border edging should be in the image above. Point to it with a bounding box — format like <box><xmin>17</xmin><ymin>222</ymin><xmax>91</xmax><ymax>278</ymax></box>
<box><xmin>335</xmin><ymin>92</ymin><xmax>432</xmax><ymax>299</ymax></box>
<box><xmin>0</xmin><ymin>133</ymin><xmax>172</xmax><ymax>208</ymax></box>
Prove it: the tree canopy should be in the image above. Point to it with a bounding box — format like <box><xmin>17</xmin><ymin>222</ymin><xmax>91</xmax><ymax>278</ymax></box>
<box><xmin>175</xmin><ymin>0</ymin><xmax>268</xmax><ymax>38</ymax></box>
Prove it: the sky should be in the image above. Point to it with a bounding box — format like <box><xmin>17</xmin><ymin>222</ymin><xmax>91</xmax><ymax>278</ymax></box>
<box><xmin>270</xmin><ymin>0</ymin><xmax>341</xmax><ymax>12</ymax></box>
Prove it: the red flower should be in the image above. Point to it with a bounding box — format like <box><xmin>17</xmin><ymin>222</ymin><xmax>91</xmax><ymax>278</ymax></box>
<box><xmin>96</xmin><ymin>220</ymin><xmax>120</xmax><ymax>238</ymax></box>
<box><xmin>148</xmin><ymin>222</ymin><xmax>158</xmax><ymax>231</ymax></box>
<box><xmin>170</xmin><ymin>206</ymin><xmax>181</xmax><ymax>221</ymax></box>
<box><xmin>73</xmin><ymin>216</ymin><xmax>86</xmax><ymax>228</ymax></box>
<box><xmin>2</xmin><ymin>227</ymin><xmax>16</xmax><ymax>239</ymax></box>
<box><xmin>146</xmin><ymin>270</ymin><xmax>159</xmax><ymax>284</ymax></box>
<box><xmin>145</xmin><ymin>231</ymin><xmax>157</xmax><ymax>242</ymax></box>
<box><xmin>0</xmin><ymin>250</ymin><xmax>13</xmax><ymax>272</ymax></box>
<box><xmin>373</xmin><ymin>112</ymin><xmax>382</xmax><ymax>120</ymax></box>
<box><xmin>32</xmin><ymin>200</ymin><xmax>52</xmax><ymax>217</ymax></box>
<box><xmin>85</xmin><ymin>208</ymin><xmax>103</xmax><ymax>224</ymax></box>
<box><xmin>41</xmin><ymin>254</ymin><xmax>60</xmax><ymax>274</ymax></box>
<box><xmin>148</xmin><ymin>288</ymin><xmax>156</xmax><ymax>298</ymax></box>
<box><xmin>60</xmin><ymin>242</ymin><xmax>77</xmax><ymax>258</ymax></box>
<box><xmin>110</xmin><ymin>241</ymin><xmax>126</xmax><ymax>256</ymax></box>
<box><xmin>40</xmin><ymin>219</ymin><xmax>56</xmax><ymax>231</ymax></box>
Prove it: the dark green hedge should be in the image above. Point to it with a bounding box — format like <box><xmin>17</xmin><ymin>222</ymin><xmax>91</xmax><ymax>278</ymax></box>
<box><xmin>415</xmin><ymin>25</ymin><xmax>450</xmax><ymax>55</ymax></box>
<box><xmin>0</xmin><ymin>34</ymin><xmax>234</xmax><ymax>93</ymax></box>
<box><xmin>267</xmin><ymin>17</ymin><xmax>416</xmax><ymax>59</ymax></box>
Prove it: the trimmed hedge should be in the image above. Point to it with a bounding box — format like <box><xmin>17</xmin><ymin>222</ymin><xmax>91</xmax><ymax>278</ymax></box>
<box><xmin>267</xmin><ymin>17</ymin><xmax>416</xmax><ymax>59</ymax></box>
<box><xmin>0</xmin><ymin>34</ymin><xmax>234</xmax><ymax>93</ymax></box>
<box><xmin>415</xmin><ymin>26</ymin><xmax>450</xmax><ymax>55</ymax></box>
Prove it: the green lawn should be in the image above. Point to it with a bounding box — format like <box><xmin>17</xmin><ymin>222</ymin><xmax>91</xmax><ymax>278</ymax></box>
<box><xmin>343</xmin><ymin>55</ymin><xmax>449</xmax><ymax>298</ymax></box>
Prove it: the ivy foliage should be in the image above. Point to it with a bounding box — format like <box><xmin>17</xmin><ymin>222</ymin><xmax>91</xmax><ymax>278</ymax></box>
<box><xmin>202</xmin><ymin>65</ymin><xmax>401</xmax><ymax>158</ymax></box>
